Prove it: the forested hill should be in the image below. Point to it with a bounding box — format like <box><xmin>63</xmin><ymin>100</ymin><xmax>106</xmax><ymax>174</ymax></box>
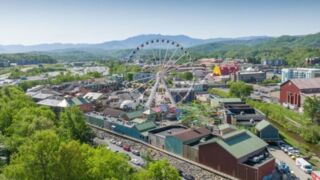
<box><xmin>189</xmin><ymin>32</ymin><xmax>320</xmax><ymax>66</ymax></box>
<box><xmin>0</xmin><ymin>53</ymin><xmax>57</xmax><ymax>65</ymax></box>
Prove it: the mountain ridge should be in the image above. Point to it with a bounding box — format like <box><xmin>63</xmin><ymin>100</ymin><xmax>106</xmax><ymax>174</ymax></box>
<box><xmin>0</xmin><ymin>34</ymin><xmax>272</xmax><ymax>53</ymax></box>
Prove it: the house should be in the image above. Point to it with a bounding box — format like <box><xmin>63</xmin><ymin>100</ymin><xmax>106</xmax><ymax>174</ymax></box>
<box><xmin>255</xmin><ymin>120</ymin><xmax>279</xmax><ymax>143</ymax></box>
<box><xmin>102</xmin><ymin>108</ymin><xmax>126</xmax><ymax>119</ymax></box>
<box><xmin>196</xmin><ymin>130</ymin><xmax>274</xmax><ymax>180</ymax></box>
<box><xmin>59</xmin><ymin>97</ymin><xmax>94</xmax><ymax>112</ymax></box>
<box><xmin>187</xmin><ymin>129</ymin><xmax>274</xmax><ymax>180</ymax></box>
<box><xmin>232</xmin><ymin>71</ymin><xmax>266</xmax><ymax>83</ymax></box>
<box><xmin>280</xmin><ymin>78</ymin><xmax>320</xmax><ymax>110</ymax></box>
<box><xmin>83</xmin><ymin>92</ymin><xmax>103</xmax><ymax>101</ymax></box>
<box><xmin>148</xmin><ymin>125</ymin><xmax>187</xmax><ymax>149</ymax></box>
<box><xmin>224</xmin><ymin>104</ymin><xmax>265</xmax><ymax>125</ymax></box>
<box><xmin>281</xmin><ymin>68</ymin><xmax>320</xmax><ymax>83</ymax></box>
<box><xmin>165</xmin><ymin>127</ymin><xmax>211</xmax><ymax>156</ymax></box>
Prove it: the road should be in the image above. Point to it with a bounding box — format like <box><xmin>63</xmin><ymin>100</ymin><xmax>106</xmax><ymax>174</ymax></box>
<box><xmin>268</xmin><ymin>146</ymin><xmax>311</xmax><ymax>180</ymax></box>
<box><xmin>93</xmin><ymin>137</ymin><xmax>145</xmax><ymax>168</ymax></box>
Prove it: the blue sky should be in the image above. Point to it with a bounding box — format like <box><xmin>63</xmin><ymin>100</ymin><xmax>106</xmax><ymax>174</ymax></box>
<box><xmin>1</xmin><ymin>0</ymin><xmax>320</xmax><ymax>45</ymax></box>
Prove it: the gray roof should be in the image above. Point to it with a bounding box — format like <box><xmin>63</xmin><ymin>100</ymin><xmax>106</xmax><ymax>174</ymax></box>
<box><xmin>284</xmin><ymin>78</ymin><xmax>320</xmax><ymax>90</ymax></box>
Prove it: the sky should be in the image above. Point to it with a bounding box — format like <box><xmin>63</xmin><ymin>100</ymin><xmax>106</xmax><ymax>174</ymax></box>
<box><xmin>0</xmin><ymin>0</ymin><xmax>320</xmax><ymax>45</ymax></box>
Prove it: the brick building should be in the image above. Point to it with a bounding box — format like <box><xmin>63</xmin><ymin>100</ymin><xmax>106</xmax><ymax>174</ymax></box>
<box><xmin>280</xmin><ymin>78</ymin><xmax>320</xmax><ymax>109</ymax></box>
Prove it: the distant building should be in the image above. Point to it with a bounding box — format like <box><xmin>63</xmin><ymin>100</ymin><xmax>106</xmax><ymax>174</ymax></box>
<box><xmin>255</xmin><ymin>120</ymin><xmax>279</xmax><ymax>143</ymax></box>
<box><xmin>280</xmin><ymin>78</ymin><xmax>320</xmax><ymax>110</ymax></box>
<box><xmin>132</xmin><ymin>72</ymin><xmax>154</xmax><ymax>83</ymax></box>
<box><xmin>262</xmin><ymin>59</ymin><xmax>285</xmax><ymax>66</ymax></box>
<box><xmin>281</xmin><ymin>68</ymin><xmax>320</xmax><ymax>83</ymax></box>
<box><xmin>218</xmin><ymin>63</ymin><xmax>240</xmax><ymax>75</ymax></box>
<box><xmin>232</xmin><ymin>71</ymin><xmax>266</xmax><ymax>83</ymax></box>
<box><xmin>305</xmin><ymin>57</ymin><xmax>320</xmax><ymax>65</ymax></box>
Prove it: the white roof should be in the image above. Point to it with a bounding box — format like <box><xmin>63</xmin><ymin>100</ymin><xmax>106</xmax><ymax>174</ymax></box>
<box><xmin>84</xmin><ymin>92</ymin><xmax>103</xmax><ymax>101</ymax></box>
<box><xmin>37</xmin><ymin>99</ymin><xmax>63</xmax><ymax>107</ymax></box>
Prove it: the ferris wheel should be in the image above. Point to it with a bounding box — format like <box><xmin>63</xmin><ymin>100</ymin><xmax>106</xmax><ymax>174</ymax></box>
<box><xmin>124</xmin><ymin>39</ymin><xmax>196</xmax><ymax>110</ymax></box>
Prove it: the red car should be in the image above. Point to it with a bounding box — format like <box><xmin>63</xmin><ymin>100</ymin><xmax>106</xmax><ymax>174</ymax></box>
<box><xmin>123</xmin><ymin>145</ymin><xmax>131</xmax><ymax>152</ymax></box>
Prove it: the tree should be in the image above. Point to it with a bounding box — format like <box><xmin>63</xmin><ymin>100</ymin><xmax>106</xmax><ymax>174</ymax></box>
<box><xmin>303</xmin><ymin>95</ymin><xmax>320</xmax><ymax>125</ymax></box>
<box><xmin>3</xmin><ymin>130</ymin><xmax>134</xmax><ymax>180</ymax></box>
<box><xmin>134</xmin><ymin>159</ymin><xmax>179</xmax><ymax>180</ymax></box>
<box><xmin>59</xmin><ymin>106</ymin><xmax>94</xmax><ymax>143</ymax></box>
<box><xmin>229</xmin><ymin>81</ymin><xmax>253</xmax><ymax>99</ymax></box>
<box><xmin>3</xmin><ymin>130</ymin><xmax>60</xmax><ymax>180</ymax></box>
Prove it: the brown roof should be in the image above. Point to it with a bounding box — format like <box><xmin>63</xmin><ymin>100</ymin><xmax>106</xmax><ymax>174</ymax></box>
<box><xmin>103</xmin><ymin>108</ymin><xmax>125</xmax><ymax>118</ymax></box>
<box><xmin>172</xmin><ymin>127</ymin><xmax>211</xmax><ymax>142</ymax></box>
<box><xmin>287</xmin><ymin>78</ymin><xmax>320</xmax><ymax>90</ymax></box>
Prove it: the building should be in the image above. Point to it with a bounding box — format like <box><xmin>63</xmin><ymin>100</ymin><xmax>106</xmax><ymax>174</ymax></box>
<box><xmin>280</xmin><ymin>78</ymin><xmax>320</xmax><ymax>109</ymax></box>
<box><xmin>232</xmin><ymin>71</ymin><xmax>266</xmax><ymax>83</ymax></box>
<box><xmin>281</xmin><ymin>68</ymin><xmax>320</xmax><ymax>83</ymax></box>
<box><xmin>85</xmin><ymin>112</ymin><xmax>157</xmax><ymax>141</ymax></box>
<box><xmin>255</xmin><ymin>120</ymin><xmax>279</xmax><ymax>143</ymax></box>
<box><xmin>262</xmin><ymin>59</ymin><xmax>285</xmax><ymax>66</ymax></box>
<box><xmin>165</xmin><ymin>127</ymin><xmax>211</xmax><ymax>156</ymax></box>
<box><xmin>132</xmin><ymin>72</ymin><xmax>154</xmax><ymax>83</ymax></box>
<box><xmin>217</xmin><ymin>63</ymin><xmax>240</xmax><ymax>76</ymax></box>
<box><xmin>224</xmin><ymin>104</ymin><xmax>265</xmax><ymax>126</ymax></box>
<box><xmin>190</xmin><ymin>129</ymin><xmax>274</xmax><ymax>180</ymax></box>
<box><xmin>148</xmin><ymin>125</ymin><xmax>187</xmax><ymax>149</ymax></box>
<box><xmin>305</xmin><ymin>57</ymin><xmax>320</xmax><ymax>65</ymax></box>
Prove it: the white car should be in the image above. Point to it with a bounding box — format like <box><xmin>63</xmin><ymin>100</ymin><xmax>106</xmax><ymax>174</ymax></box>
<box><xmin>131</xmin><ymin>158</ymin><xmax>140</xmax><ymax>165</ymax></box>
<box><xmin>110</xmin><ymin>139</ymin><xmax>116</xmax><ymax>144</ymax></box>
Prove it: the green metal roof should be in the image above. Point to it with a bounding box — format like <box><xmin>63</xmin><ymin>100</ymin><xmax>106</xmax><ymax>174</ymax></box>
<box><xmin>255</xmin><ymin>120</ymin><xmax>272</xmax><ymax>131</ymax></box>
<box><xmin>67</xmin><ymin>97</ymin><xmax>90</xmax><ymax>106</ymax></box>
<box><xmin>126</xmin><ymin>110</ymin><xmax>143</xmax><ymax>120</ymax></box>
<box><xmin>135</xmin><ymin>121</ymin><xmax>157</xmax><ymax>132</ymax></box>
<box><xmin>202</xmin><ymin>130</ymin><xmax>268</xmax><ymax>159</ymax></box>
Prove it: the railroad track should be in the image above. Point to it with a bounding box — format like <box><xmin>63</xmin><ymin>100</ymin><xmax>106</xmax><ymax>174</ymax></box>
<box><xmin>87</xmin><ymin>123</ymin><xmax>236</xmax><ymax>180</ymax></box>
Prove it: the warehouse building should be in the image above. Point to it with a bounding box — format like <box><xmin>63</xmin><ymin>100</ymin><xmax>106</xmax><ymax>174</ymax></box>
<box><xmin>187</xmin><ymin>129</ymin><xmax>274</xmax><ymax>180</ymax></box>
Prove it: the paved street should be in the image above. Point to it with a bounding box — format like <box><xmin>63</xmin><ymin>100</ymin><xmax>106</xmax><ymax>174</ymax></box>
<box><xmin>93</xmin><ymin>137</ymin><xmax>145</xmax><ymax>168</ymax></box>
<box><xmin>268</xmin><ymin>146</ymin><xmax>311</xmax><ymax>180</ymax></box>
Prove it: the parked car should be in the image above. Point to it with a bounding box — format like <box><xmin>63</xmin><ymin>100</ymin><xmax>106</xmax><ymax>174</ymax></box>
<box><xmin>132</xmin><ymin>149</ymin><xmax>140</xmax><ymax>156</ymax></box>
<box><xmin>131</xmin><ymin>158</ymin><xmax>140</xmax><ymax>165</ymax></box>
<box><xmin>110</xmin><ymin>139</ymin><xmax>116</xmax><ymax>144</ymax></box>
<box><xmin>288</xmin><ymin>149</ymin><xmax>299</xmax><ymax>156</ymax></box>
<box><xmin>296</xmin><ymin>158</ymin><xmax>312</xmax><ymax>174</ymax></box>
<box><xmin>123</xmin><ymin>145</ymin><xmax>131</xmax><ymax>152</ymax></box>
<box><xmin>183</xmin><ymin>174</ymin><xmax>195</xmax><ymax>180</ymax></box>
<box><xmin>276</xmin><ymin>160</ymin><xmax>290</xmax><ymax>174</ymax></box>
<box><xmin>116</xmin><ymin>141</ymin><xmax>123</xmax><ymax>147</ymax></box>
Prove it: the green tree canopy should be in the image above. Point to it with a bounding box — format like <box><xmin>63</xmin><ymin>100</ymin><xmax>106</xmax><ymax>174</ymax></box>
<box><xmin>303</xmin><ymin>95</ymin><xmax>320</xmax><ymax>125</ymax></box>
<box><xmin>229</xmin><ymin>81</ymin><xmax>253</xmax><ymax>99</ymax></box>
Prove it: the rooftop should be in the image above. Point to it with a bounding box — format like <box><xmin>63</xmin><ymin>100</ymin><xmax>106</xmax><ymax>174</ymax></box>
<box><xmin>286</xmin><ymin>78</ymin><xmax>320</xmax><ymax>90</ymax></box>
<box><xmin>200</xmin><ymin>130</ymin><xmax>268</xmax><ymax>159</ymax></box>
<box><xmin>149</xmin><ymin>125</ymin><xmax>187</xmax><ymax>138</ymax></box>
<box><xmin>171</xmin><ymin>127</ymin><xmax>211</xmax><ymax>142</ymax></box>
<box><xmin>255</xmin><ymin>120</ymin><xmax>272</xmax><ymax>131</ymax></box>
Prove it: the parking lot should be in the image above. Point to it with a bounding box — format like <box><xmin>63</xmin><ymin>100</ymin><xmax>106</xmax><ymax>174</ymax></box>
<box><xmin>268</xmin><ymin>146</ymin><xmax>311</xmax><ymax>180</ymax></box>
